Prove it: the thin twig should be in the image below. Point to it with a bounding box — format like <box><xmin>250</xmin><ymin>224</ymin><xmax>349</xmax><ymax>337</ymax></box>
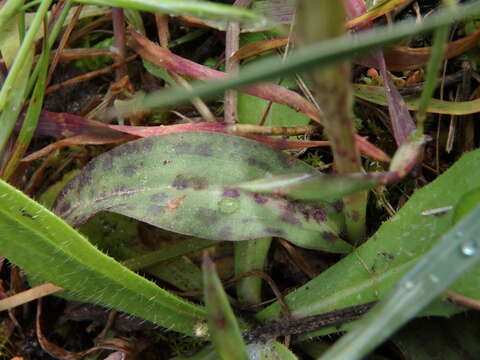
<box><xmin>224</xmin><ymin>0</ymin><xmax>253</xmax><ymax>123</ymax></box>
<box><xmin>112</xmin><ymin>8</ymin><xmax>127</xmax><ymax>80</ymax></box>
<box><xmin>45</xmin><ymin>55</ymin><xmax>137</xmax><ymax>95</ymax></box>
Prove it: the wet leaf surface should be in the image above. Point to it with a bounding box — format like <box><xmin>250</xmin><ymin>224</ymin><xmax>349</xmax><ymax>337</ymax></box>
<box><xmin>54</xmin><ymin>132</ymin><xmax>350</xmax><ymax>253</ymax></box>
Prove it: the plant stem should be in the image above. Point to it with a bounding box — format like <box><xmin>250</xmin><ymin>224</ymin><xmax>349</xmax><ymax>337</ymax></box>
<box><xmin>296</xmin><ymin>0</ymin><xmax>366</xmax><ymax>241</ymax></box>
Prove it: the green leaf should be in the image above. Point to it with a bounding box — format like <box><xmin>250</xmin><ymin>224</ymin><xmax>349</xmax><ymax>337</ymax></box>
<box><xmin>453</xmin><ymin>188</ymin><xmax>480</xmax><ymax>225</ymax></box>
<box><xmin>354</xmin><ymin>83</ymin><xmax>480</xmax><ymax>116</ymax></box>
<box><xmin>76</xmin><ymin>0</ymin><xmax>268</xmax><ymax>30</ymax></box>
<box><xmin>235</xmin><ymin>237</ymin><xmax>272</xmax><ymax>305</ymax></box>
<box><xmin>256</xmin><ymin>149</ymin><xmax>480</xmax><ymax>333</ymax></box>
<box><xmin>203</xmin><ymin>253</ymin><xmax>248</xmax><ymax>360</ymax></box>
<box><xmin>54</xmin><ymin>133</ymin><xmax>350</xmax><ymax>253</ymax></box>
<box><xmin>237</xmin><ymin>172</ymin><xmax>387</xmax><ymax>201</ymax></box>
<box><xmin>320</xmin><ymin>205</ymin><xmax>480</xmax><ymax>360</ymax></box>
<box><xmin>0</xmin><ymin>47</ymin><xmax>32</xmax><ymax>156</ymax></box>
<box><xmin>237</xmin><ymin>33</ymin><xmax>310</xmax><ymax>129</ymax></box>
<box><xmin>0</xmin><ymin>178</ymin><xmax>206</xmax><ymax>335</ymax></box>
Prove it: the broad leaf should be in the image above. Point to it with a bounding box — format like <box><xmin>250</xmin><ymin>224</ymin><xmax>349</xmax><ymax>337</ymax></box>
<box><xmin>0</xmin><ymin>179</ymin><xmax>206</xmax><ymax>336</ymax></box>
<box><xmin>54</xmin><ymin>133</ymin><xmax>350</xmax><ymax>253</ymax></box>
<box><xmin>257</xmin><ymin>148</ymin><xmax>480</xmax><ymax>333</ymax></box>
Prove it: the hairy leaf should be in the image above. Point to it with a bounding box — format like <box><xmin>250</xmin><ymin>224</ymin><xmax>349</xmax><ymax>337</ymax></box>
<box><xmin>0</xmin><ymin>179</ymin><xmax>206</xmax><ymax>335</ymax></box>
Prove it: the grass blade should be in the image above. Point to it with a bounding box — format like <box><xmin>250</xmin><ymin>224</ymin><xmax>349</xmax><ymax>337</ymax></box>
<box><xmin>296</xmin><ymin>0</ymin><xmax>366</xmax><ymax>241</ymax></box>
<box><xmin>0</xmin><ymin>0</ymin><xmax>52</xmax><ymax>112</ymax></box>
<box><xmin>0</xmin><ymin>179</ymin><xmax>206</xmax><ymax>335</ymax></box>
<box><xmin>76</xmin><ymin>0</ymin><xmax>267</xmax><ymax>28</ymax></box>
<box><xmin>130</xmin><ymin>1</ymin><xmax>480</xmax><ymax>112</ymax></box>
<box><xmin>203</xmin><ymin>253</ymin><xmax>248</xmax><ymax>360</ymax></box>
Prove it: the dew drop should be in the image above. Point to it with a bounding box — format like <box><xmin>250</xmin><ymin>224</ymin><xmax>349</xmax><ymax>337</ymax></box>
<box><xmin>429</xmin><ymin>274</ymin><xmax>439</xmax><ymax>283</ymax></box>
<box><xmin>460</xmin><ymin>240</ymin><xmax>477</xmax><ymax>257</ymax></box>
<box><xmin>404</xmin><ymin>281</ymin><xmax>415</xmax><ymax>290</ymax></box>
<box><xmin>218</xmin><ymin>198</ymin><xmax>240</xmax><ymax>214</ymax></box>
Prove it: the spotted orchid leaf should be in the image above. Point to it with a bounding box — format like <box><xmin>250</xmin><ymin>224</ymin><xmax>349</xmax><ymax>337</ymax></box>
<box><xmin>54</xmin><ymin>132</ymin><xmax>350</xmax><ymax>253</ymax></box>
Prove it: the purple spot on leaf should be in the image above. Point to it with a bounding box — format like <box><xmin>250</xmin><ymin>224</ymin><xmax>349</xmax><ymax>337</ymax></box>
<box><xmin>122</xmin><ymin>164</ymin><xmax>137</xmax><ymax>177</ymax></box>
<box><xmin>172</xmin><ymin>175</ymin><xmax>189</xmax><ymax>190</ymax></box>
<box><xmin>78</xmin><ymin>171</ymin><xmax>92</xmax><ymax>188</ymax></box>
<box><xmin>173</xmin><ymin>142</ymin><xmax>193</xmax><ymax>155</ymax></box>
<box><xmin>222</xmin><ymin>188</ymin><xmax>241</xmax><ymax>198</ymax></box>
<box><xmin>332</xmin><ymin>200</ymin><xmax>344</xmax><ymax>213</ymax></box>
<box><xmin>280</xmin><ymin>212</ymin><xmax>301</xmax><ymax>226</ymax></box>
<box><xmin>58</xmin><ymin>202</ymin><xmax>71</xmax><ymax>215</ymax></box>
<box><xmin>247</xmin><ymin>157</ymin><xmax>272</xmax><ymax>172</ymax></box>
<box><xmin>265</xmin><ymin>227</ymin><xmax>285</xmax><ymax>237</ymax></box>
<box><xmin>151</xmin><ymin>193</ymin><xmax>167</xmax><ymax>202</ymax></box>
<box><xmin>309</xmin><ymin>205</ymin><xmax>326</xmax><ymax>223</ymax></box>
<box><xmin>321</xmin><ymin>231</ymin><xmax>337</xmax><ymax>243</ymax></box>
<box><xmin>252</xmin><ymin>193</ymin><xmax>268</xmax><ymax>204</ymax></box>
<box><xmin>195</xmin><ymin>143</ymin><xmax>213</xmax><ymax>157</ymax></box>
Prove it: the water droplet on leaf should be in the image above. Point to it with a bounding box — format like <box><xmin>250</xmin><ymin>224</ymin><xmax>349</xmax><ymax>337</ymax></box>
<box><xmin>218</xmin><ymin>198</ymin><xmax>240</xmax><ymax>214</ymax></box>
<box><xmin>460</xmin><ymin>240</ymin><xmax>477</xmax><ymax>257</ymax></box>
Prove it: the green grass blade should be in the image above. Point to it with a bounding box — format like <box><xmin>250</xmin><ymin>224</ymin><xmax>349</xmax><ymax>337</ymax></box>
<box><xmin>415</xmin><ymin>23</ymin><xmax>450</xmax><ymax>134</ymax></box>
<box><xmin>237</xmin><ymin>173</ymin><xmax>386</xmax><ymax>201</ymax></box>
<box><xmin>123</xmin><ymin>1</ymin><xmax>480</xmax><ymax>114</ymax></box>
<box><xmin>0</xmin><ymin>47</ymin><xmax>32</xmax><ymax>159</ymax></box>
<box><xmin>203</xmin><ymin>253</ymin><xmax>248</xmax><ymax>360</ymax></box>
<box><xmin>296</xmin><ymin>0</ymin><xmax>366</xmax><ymax>241</ymax></box>
<box><xmin>3</xmin><ymin>44</ymin><xmax>49</xmax><ymax>179</ymax></box>
<box><xmin>320</xmin><ymin>205</ymin><xmax>480</xmax><ymax>360</ymax></box>
<box><xmin>0</xmin><ymin>0</ymin><xmax>52</xmax><ymax>112</ymax></box>
<box><xmin>0</xmin><ymin>179</ymin><xmax>206</xmax><ymax>335</ymax></box>
<box><xmin>76</xmin><ymin>0</ymin><xmax>267</xmax><ymax>28</ymax></box>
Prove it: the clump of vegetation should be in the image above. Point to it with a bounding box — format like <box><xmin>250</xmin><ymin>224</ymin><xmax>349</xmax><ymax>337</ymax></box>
<box><xmin>1</xmin><ymin>0</ymin><xmax>480</xmax><ymax>359</ymax></box>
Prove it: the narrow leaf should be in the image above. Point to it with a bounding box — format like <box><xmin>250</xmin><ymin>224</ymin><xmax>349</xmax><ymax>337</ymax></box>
<box><xmin>203</xmin><ymin>253</ymin><xmax>248</xmax><ymax>360</ymax></box>
<box><xmin>76</xmin><ymin>0</ymin><xmax>267</xmax><ymax>29</ymax></box>
<box><xmin>0</xmin><ymin>179</ymin><xmax>206</xmax><ymax>335</ymax></box>
<box><xmin>237</xmin><ymin>172</ymin><xmax>396</xmax><ymax>201</ymax></box>
<box><xmin>354</xmin><ymin>84</ymin><xmax>480</xmax><ymax>115</ymax></box>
